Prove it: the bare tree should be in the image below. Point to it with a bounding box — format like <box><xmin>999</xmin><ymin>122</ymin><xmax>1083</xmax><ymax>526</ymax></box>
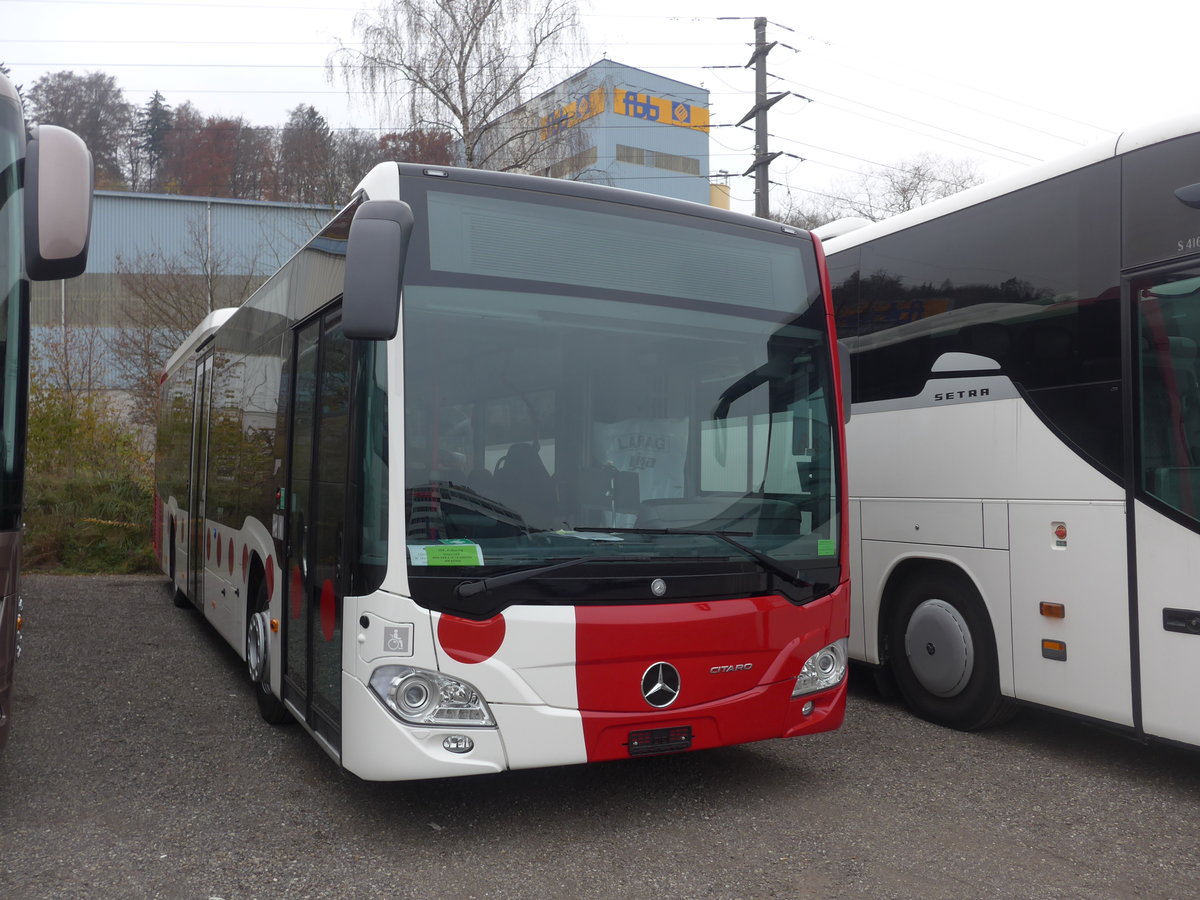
<box><xmin>329</xmin><ymin>0</ymin><xmax>583</xmax><ymax>171</ymax></box>
<box><xmin>108</xmin><ymin>219</ymin><xmax>267</xmax><ymax>429</ymax></box>
<box><xmin>778</xmin><ymin>153</ymin><xmax>985</xmax><ymax>229</ymax></box>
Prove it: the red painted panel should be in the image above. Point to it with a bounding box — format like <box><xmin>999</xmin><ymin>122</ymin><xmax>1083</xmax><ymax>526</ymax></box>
<box><xmin>575</xmin><ymin>589</ymin><xmax>846</xmax><ymax>762</ymax></box>
<box><xmin>320</xmin><ymin>578</ymin><xmax>336</xmax><ymax>641</ymax></box>
<box><xmin>438</xmin><ymin>614</ymin><xmax>506</xmax><ymax>664</ymax></box>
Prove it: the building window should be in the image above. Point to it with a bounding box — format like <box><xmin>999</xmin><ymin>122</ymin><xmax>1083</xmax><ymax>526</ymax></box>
<box><xmin>615</xmin><ymin>144</ymin><xmax>700</xmax><ymax>176</ymax></box>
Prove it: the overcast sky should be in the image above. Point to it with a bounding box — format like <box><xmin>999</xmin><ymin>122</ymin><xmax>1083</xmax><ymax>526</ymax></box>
<box><xmin>4</xmin><ymin>0</ymin><xmax>1196</xmax><ymax>215</ymax></box>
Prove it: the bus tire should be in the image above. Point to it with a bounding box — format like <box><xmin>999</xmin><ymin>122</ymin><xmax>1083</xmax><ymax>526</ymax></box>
<box><xmin>169</xmin><ymin>524</ymin><xmax>190</xmax><ymax>609</ymax></box>
<box><xmin>885</xmin><ymin>570</ymin><xmax>1013</xmax><ymax>731</ymax></box>
<box><xmin>247</xmin><ymin>578</ymin><xmax>290</xmax><ymax>726</ymax></box>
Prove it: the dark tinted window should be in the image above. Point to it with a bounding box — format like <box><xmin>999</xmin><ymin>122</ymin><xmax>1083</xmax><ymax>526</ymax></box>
<box><xmin>831</xmin><ymin>159</ymin><xmax>1125</xmax><ymax>475</ymax></box>
<box><xmin>1123</xmin><ymin>131</ymin><xmax>1200</xmax><ymax>269</ymax></box>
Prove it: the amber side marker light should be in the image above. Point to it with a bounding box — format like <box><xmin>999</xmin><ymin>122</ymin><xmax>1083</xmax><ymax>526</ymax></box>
<box><xmin>1042</xmin><ymin>639</ymin><xmax>1067</xmax><ymax>661</ymax></box>
<box><xmin>270</xmin><ymin>618</ymin><xmax>280</xmax><ymax>633</ymax></box>
<box><xmin>1040</xmin><ymin>602</ymin><xmax>1066</xmax><ymax>619</ymax></box>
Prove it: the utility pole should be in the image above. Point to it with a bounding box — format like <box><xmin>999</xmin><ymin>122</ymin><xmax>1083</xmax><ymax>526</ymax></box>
<box><xmin>737</xmin><ymin>17</ymin><xmax>788</xmax><ymax>219</ymax></box>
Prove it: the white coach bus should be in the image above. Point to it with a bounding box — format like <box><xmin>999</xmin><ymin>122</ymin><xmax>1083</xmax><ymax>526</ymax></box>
<box><xmin>823</xmin><ymin>116</ymin><xmax>1200</xmax><ymax>747</ymax></box>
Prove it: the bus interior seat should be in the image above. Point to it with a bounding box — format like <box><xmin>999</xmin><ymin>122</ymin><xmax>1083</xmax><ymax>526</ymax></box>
<box><xmin>491</xmin><ymin>442</ymin><xmax>557</xmax><ymax>523</ymax></box>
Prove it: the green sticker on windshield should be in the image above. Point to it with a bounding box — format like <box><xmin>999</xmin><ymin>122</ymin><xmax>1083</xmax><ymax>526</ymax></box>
<box><xmin>817</xmin><ymin>539</ymin><xmax>836</xmax><ymax>557</ymax></box>
<box><xmin>408</xmin><ymin>540</ymin><xmax>484</xmax><ymax>566</ymax></box>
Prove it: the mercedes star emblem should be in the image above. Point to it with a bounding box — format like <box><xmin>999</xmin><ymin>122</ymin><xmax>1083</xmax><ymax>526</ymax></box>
<box><xmin>641</xmin><ymin>661</ymin><xmax>681</xmax><ymax>708</ymax></box>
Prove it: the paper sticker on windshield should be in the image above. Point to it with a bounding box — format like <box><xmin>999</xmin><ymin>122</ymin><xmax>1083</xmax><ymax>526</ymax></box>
<box><xmin>408</xmin><ymin>540</ymin><xmax>484</xmax><ymax>566</ymax></box>
<box><xmin>817</xmin><ymin>540</ymin><xmax>836</xmax><ymax>557</ymax></box>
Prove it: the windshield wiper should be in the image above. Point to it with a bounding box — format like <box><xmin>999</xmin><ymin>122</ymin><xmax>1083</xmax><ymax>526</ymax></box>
<box><xmin>454</xmin><ymin>556</ymin><xmax>632</xmax><ymax>601</ymax></box>
<box><xmin>573</xmin><ymin>526</ymin><xmax>815</xmax><ymax>598</ymax></box>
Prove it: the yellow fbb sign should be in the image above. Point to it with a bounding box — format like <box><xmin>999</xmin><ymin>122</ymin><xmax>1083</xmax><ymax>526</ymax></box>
<box><xmin>539</xmin><ymin>87</ymin><xmax>607</xmax><ymax>141</ymax></box>
<box><xmin>613</xmin><ymin>90</ymin><xmax>710</xmax><ymax>132</ymax></box>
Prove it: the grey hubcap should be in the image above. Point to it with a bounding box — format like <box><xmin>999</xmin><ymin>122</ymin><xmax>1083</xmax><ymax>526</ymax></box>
<box><xmin>247</xmin><ymin>611</ymin><xmax>270</xmax><ymax>685</ymax></box>
<box><xmin>905</xmin><ymin>598</ymin><xmax>973</xmax><ymax>698</ymax></box>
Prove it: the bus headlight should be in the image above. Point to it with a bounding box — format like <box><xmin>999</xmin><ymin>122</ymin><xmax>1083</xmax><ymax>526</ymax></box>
<box><xmin>369</xmin><ymin>665</ymin><xmax>496</xmax><ymax>727</ymax></box>
<box><xmin>793</xmin><ymin>638</ymin><xmax>848</xmax><ymax>697</ymax></box>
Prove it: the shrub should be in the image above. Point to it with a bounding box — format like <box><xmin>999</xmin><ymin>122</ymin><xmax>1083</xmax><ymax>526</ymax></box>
<box><xmin>23</xmin><ymin>328</ymin><xmax>158</xmax><ymax>574</ymax></box>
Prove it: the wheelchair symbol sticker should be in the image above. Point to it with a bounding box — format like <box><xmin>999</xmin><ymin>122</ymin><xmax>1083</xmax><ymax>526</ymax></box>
<box><xmin>384</xmin><ymin>624</ymin><xmax>414</xmax><ymax>656</ymax></box>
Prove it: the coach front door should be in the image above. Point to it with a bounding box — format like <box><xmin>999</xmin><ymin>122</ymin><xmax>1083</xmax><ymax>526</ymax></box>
<box><xmin>1129</xmin><ymin>265</ymin><xmax>1200</xmax><ymax>747</ymax></box>
<box><xmin>282</xmin><ymin>309</ymin><xmax>352</xmax><ymax>752</ymax></box>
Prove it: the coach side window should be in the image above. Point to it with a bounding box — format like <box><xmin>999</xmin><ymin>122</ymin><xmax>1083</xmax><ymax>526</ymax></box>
<box><xmin>837</xmin><ymin>160</ymin><xmax>1123</xmax><ymax>475</ymax></box>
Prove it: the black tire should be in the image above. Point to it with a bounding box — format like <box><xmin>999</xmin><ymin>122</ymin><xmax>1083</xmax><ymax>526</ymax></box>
<box><xmin>169</xmin><ymin>525</ymin><xmax>190</xmax><ymax>609</ymax></box>
<box><xmin>247</xmin><ymin>578</ymin><xmax>291</xmax><ymax>726</ymax></box>
<box><xmin>885</xmin><ymin>570</ymin><xmax>1013</xmax><ymax>731</ymax></box>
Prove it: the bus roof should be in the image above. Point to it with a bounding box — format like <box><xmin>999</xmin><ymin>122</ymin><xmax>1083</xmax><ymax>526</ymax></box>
<box><xmin>821</xmin><ymin>112</ymin><xmax>1200</xmax><ymax>254</ymax></box>
<box><xmin>162</xmin><ymin>308</ymin><xmax>237</xmax><ymax>377</ymax></box>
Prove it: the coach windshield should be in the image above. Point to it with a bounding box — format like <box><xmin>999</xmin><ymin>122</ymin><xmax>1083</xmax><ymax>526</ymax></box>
<box><xmin>398</xmin><ymin>178</ymin><xmax>840</xmax><ymax>616</ymax></box>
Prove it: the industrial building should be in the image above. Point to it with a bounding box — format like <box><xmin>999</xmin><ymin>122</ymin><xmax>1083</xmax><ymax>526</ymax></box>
<box><xmin>497</xmin><ymin>60</ymin><xmax>722</xmax><ymax>207</ymax></box>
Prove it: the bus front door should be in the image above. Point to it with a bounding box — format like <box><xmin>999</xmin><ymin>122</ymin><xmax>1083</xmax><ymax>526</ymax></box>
<box><xmin>187</xmin><ymin>352</ymin><xmax>213</xmax><ymax>609</ymax></box>
<box><xmin>282</xmin><ymin>310</ymin><xmax>351</xmax><ymax>754</ymax></box>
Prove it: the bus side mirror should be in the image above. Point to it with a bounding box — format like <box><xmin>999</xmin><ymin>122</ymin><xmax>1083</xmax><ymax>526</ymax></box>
<box><xmin>24</xmin><ymin>124</ymin><xmax>93</xmax><ymax>281</ymax></box>
<box><xmin>343</xmin><ymin>199</ymin><xmax>415</xmax><ymax>340</ymax></box>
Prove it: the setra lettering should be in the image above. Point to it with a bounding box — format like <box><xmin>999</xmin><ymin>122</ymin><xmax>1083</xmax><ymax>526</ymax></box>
<box><xmin>933</xmin><ymin>388</ymin><xmax>990</xmax><ymax>402</ymax></box>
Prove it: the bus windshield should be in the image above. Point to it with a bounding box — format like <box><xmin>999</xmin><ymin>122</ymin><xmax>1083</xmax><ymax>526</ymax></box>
<box><xmin>400</xmin><ymin>180</ymin><xmax>839</xmax><ymax>607</ymax></box>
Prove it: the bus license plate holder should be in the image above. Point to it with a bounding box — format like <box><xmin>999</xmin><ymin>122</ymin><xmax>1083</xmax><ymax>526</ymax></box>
<box><xmin>628</xmin><ymin>725</ymin><xmax>693</xmax><ymax>756</ymax></box>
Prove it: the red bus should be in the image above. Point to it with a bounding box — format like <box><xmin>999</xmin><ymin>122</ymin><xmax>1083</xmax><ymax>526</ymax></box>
<box><xmin>156</xmin><ymin>162</ymin><xmax>849</xmax><ymax>779</ymax></box>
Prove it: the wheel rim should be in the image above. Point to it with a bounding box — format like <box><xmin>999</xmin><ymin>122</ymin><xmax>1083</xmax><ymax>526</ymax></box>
<box><xmin>247</xmin><ymin>611</ymin><xmax>269</xmax><ymax>685</ymax></box>
<box><xmin>904</xmin><ymin>598</ymin><xmax>973</xmax><ymax>698</ymax></box>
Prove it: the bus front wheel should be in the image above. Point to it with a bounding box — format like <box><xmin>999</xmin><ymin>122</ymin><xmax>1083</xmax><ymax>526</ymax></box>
<box><xmin>885</xmin><ymin>570</ymin><xmax>1012</xmax><ymax>731</ymax></box>
<box><xmin>247</xmin><ymin>578</ymin><xmax>291</xmax><ymax>726</ymax></box>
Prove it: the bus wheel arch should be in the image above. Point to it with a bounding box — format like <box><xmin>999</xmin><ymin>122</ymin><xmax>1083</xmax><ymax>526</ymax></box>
<box><xmin>245</xmin><ymin>554</ymin><xmax>290</xmax><ymax>726</ymax></box>
<box><xmin>879</xmin><ymin>559</ymin><xmax>1013</xmax><ymax>731</ymax></box>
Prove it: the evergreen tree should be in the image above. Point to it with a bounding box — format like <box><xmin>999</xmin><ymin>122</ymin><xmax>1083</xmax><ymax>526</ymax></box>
<box><xmin>136</xmin><ymin>91</ymin><xmax>173</xmax><ymax>192</ymax></box>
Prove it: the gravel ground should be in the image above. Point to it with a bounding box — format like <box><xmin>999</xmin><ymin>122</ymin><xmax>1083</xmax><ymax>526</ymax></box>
<box><xmin>2</xmin><ymin>574</ymin><xmax>1198</xmax><ymax>900</ymax></box>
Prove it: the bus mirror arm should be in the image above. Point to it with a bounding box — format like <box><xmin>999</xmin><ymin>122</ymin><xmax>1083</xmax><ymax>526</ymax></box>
<box><xmin>342</xmin><ymin>199</ymin><xmax>415</xmax><ymax>340</ymax></box>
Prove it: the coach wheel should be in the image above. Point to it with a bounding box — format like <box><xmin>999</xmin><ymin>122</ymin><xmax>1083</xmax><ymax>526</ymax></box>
<box><xmin>886</xmin><ymin>570</ymin><xmax>1012</xmax><ymax>731</ymax></box>
<box><xmin>247</xmin><ymin>577</ymin><xmax>290</xmax><ymax>725</ymax></box>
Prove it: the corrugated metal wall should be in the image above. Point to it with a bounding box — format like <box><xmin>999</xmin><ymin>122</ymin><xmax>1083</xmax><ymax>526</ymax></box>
<box><xmin>31</xmin><ymin>192</ymin><xmax>334</xmax><ymax>329</ymax></box>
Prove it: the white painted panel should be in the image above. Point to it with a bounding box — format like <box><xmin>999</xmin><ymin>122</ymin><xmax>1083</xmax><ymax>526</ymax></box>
<box><xmin>861</xmin><ymin>499</ymin><xmax>983</xmax><ymax>548</ymax></box>
<box><xmin>492</xmin><ymin>704</ymin><xmax>587</xmax><ymax>771</ymax></box>
<box><xmin>983</xmin><ymin>502</ymin><xmax>1009</xmax><ymax>550</ymax></box>
<box><xmin>848</xmin><ymin>500</ymin><xmax>865</xmax><ymax>660</ymax></box>
<box><xmin>433</xmin><ymin>605</ymin><xmax>579</xmax><ymax>707</ymax></box>
<box><xmin>1135</xmin><ymin>502</ymin><xmax>1200</xmax><ymax>746</ymax></box>
<box><xmin>848</xmin><ymin>398</ymin><xmax>1122</xmax><ymax>503</ymax></box>
<box><xmin>1009</xmin><ymin>502</ymin><xmax>1131</xmax><ymax>725</ymax></box>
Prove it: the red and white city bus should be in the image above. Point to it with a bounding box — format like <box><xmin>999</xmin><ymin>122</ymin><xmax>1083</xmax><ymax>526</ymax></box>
<box><xmin>155</xmin><ymin>163</ymin><xmax>850</xmax><ymax>780</ymax></box>
<box><xmin>0</xmin><ymin>70</ymin><xmax>92</xmax><ymax>752</ymax></box>
<box><xmin>823</xmin><ymin>115</ymin><xmax>1200</xmax><ymax>748</ymax></box>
